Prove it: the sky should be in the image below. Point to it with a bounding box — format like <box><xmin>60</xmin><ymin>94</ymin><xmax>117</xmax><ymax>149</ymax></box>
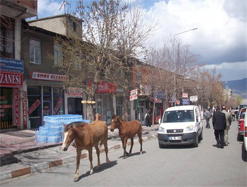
<box><xmin>32</xmin><ymin>0</ymin><xmax>247</xmax><ymax>81</ymax></box>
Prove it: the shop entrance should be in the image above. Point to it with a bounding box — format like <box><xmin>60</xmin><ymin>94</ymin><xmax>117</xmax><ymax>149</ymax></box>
<box><xmin>0</xmin><ymin>88</ymin><xmax>13</xmax><ymax>129</ymax></box>
<box><xmin>68</xmin><ymin>98</ymin><xmax>83</xmax><ymax>116</ymax></box>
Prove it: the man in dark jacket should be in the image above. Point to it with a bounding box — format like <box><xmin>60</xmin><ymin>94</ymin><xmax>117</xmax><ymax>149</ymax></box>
<box><xmin>212</xmin><ymin>106</ymin><xmax>226</xmax><ymax>148</ymax></box>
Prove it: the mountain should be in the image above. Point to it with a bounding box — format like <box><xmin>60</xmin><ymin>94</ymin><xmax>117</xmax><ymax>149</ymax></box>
<box><xmin>223</xmin><ymin>78</ymin><xmax>247</xmax><ymax>99</ymax></box>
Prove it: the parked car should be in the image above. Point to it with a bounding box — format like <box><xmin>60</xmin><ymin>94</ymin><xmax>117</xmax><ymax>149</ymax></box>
<box><xmin>237</xmin><ymin>107</ymin><xmax>246</xmax><ymax>141</ymax></box>
<box><xmin>158</xmin><ymin>105</ymin><xmax>203</xmax><ymax>148</ymax></box>
<box><xmin>244</xmin><ymin>111</ymin><xmax>247</xmax><ymax>153</ymax></box>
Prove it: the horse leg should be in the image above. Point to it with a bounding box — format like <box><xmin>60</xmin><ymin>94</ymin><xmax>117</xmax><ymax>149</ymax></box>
<box><xmin>129</xmin><ymin>138</ymin><xmax>134</xmax><ymax>154</ymax></box>
<box><xmin>103</xmin><ymin>139</ymin><xmax>110</xmax><ymax>163</ymax></box>
<box><xmin>138</xmin><ymin>130</ymin><xmax>143</xmax><ymax>154</ymax></box>
<box><xmin>74</xmin><ymin>149</ymin><xmax>81</xmax><ymax>182</ymax></box>
<box><xmin>122</xmin><ymin>137</ymin><xmax>128</xmax><ymax>158</ymax></box>
<box><xmin>95</xmin><ymin>144</ymin><xmax>100</xmax><ymax>170</ymax></box>
<box><xmin>88</xmin><ymin>147</ymin><xmax>94</xmax><ymax>175</ymax></box>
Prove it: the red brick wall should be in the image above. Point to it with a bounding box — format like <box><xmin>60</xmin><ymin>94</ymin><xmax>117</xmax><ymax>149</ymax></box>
<box><xmin>13</xmin><ymin>0</ymin><xmax>37</xmax><ymax>10</ymax></box>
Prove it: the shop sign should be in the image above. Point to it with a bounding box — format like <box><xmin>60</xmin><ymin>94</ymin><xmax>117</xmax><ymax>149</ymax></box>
<box><xmin>88</xmin><ymin>81</ymin><xmax>116</xmax><ymax>93</ymax></box>
<box><xmin>156</xmin><ymin>91</ymin><xmax>165</xmax><ymax>99</ymax></box>
<box><xmin>155</xmin><ymin>98</ymin><xmax>162</xmax><ymax>103</ymax></box>
<box><xmin>0</xmin><ymin>72</ymin><xmax>23</xmax><ymax>88</ymax></box>
<box><xmin>67</xmin><ymin>87</ymin><xmax>83</xmax><ymax>97</ymax></box>
<box><xmin>28</xmin><ymin>99</ymin><xmax>40</xmax><ymax>115</ymax></box>
<box><xmin>182</xmin><ymin>99</ymin><xmax>190</xmax><ymax>105</ymax></box>
<box><xmin>31</xmin><ymin>72</ymin><xmax>69</xmax><ymax>82</ymax></box>
<box><xmin>182</xmin><ymin>93</ymin><xmax>188</xmax><ymax>98</ymax></box>
<box><xmin>190</xmin><ymin>95</ymin><xmax>198</xmax><ymax>102</ymax></box>
<box><xmin>130</xmin><ymin>89</ymin><xmax>138</xmax><ymax>101</ymax></box>
<box><xmin>0</xmin><ymin>57</ymin><xmax>23</xmax><ymax>73</ymax></box>
<box><xmin>53</xmin><ymin>97</ymin><xmax>63</xmax><ymax>115</ymax></box>
<box><xmin>14</xmin><ymin>89</ymin><xmax>20</xmax><ymax>126</ymax></box>
<box><xmin>22</xmin><ymin>91</ymin><xmax>28</xmax><ymax>128</ymax></box>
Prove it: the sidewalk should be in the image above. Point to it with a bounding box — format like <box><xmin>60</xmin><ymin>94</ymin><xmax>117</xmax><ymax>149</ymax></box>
<box><xmin>0</xmin><ymin>125</ymin><xmax>159</xmax><ymax>182</ymax></box>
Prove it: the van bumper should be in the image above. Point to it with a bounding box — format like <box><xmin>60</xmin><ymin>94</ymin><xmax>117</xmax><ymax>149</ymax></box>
<box><xmin>158</xmin><ymin>132</ymin><xmax>197</xmax><ymax>145</ymax></box>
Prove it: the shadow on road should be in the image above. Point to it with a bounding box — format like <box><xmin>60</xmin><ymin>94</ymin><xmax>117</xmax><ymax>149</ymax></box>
<box><xmin>77</xmin><ymin>160</ymin><xmax>118</xmax><ymax>181</ymax></box>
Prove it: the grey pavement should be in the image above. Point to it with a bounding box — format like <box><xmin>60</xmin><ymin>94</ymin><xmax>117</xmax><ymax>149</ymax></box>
<box><xmin>0</xmin><ymin>124</ymin><xmax>159</xmax><ymax>182</ymax></box>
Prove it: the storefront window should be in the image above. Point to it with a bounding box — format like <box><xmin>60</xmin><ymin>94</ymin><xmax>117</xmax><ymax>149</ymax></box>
<box><xmin>116</xmin><ymin>96</ymin><xmax>122</xmax><ymax>118</ymax></box>
<box><xmin>53</xmin><ymin>87</ymin><xmax>64</xmax><ymax>115</ymax></box>
<box><xmin>102</xmin><ymin>95</ymin><xmax>113</xmax><ymax>124</ymax></box>
<box><xmin>43</xmin><ymin>87</ymin><xmax>51</xmax><ymax>116</ymax></box>
<box><xmin>0</xmin><ymin>88</ymin><xmax>12</xmax><ymax>129</ymax></box>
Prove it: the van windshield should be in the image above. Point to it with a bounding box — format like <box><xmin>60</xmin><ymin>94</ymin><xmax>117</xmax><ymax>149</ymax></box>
<box><xmin>162</xmin><ymin>110</ymin><xmax>194</xmax><ymax>123</ymax></box>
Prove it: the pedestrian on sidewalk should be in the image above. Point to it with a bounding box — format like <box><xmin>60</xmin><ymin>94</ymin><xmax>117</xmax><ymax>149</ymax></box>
<box><xmin>221</xmin><ymin>105</ymin><xmax>232</xmax><ymax>146</ymax></box>
<box><xmin>212</xmin><ymin>106</ymin><xmax>226</xmax><ymax>149</ymax></box>
<box><xmin>204</xmin><ymin>108</ymin><xmax>211</xmax><ymax>128</ymax></box>
<box><xmin>144</xmin><ymin>110</ymin><xmax>151</xmax><ymax>127</ymax></box>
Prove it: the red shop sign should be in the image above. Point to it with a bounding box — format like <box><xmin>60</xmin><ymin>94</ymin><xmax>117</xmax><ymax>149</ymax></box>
<box><xmin>88</xmin><ymin>81</ymin><xmax>116</xmax><ymax>93</ymax></box>
<box><xmin>0</xmin><ymin>71</ymin><xmax>23</xmax><ymax>88</ymax></box>
<box><xmin>14</xmin><ymin>89</ymin><xmax>20</xmax><ymax>126</ymax></box>
<box><xmin>23</xmin><ymin>91</ymin><xmax>28</xmax><ymax>128</ymax></box>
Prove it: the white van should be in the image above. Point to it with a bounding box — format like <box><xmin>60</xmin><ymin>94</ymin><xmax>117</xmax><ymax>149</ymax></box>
<box><xmin>158</xmin><ymin>105</ymin><xmax>203</xmax><ymax>148</ymax></box>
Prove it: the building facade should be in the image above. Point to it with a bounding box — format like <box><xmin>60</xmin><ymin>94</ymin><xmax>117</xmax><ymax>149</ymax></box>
<box><xmin>0</xmin><ymin>0</ymin><xmax>37</xmax><ymax>130</ymax></box>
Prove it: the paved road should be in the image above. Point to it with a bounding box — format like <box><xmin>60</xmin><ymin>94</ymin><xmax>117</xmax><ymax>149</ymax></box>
<box><xmin>1</xmin><ymin>121</ymin><xmax>246</xmax><ymax>186</ymax></box>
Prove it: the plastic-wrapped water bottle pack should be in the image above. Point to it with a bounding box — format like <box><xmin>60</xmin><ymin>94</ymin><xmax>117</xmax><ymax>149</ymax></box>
<box><xmin>35</xmin><ymin>115</ymin><xmax>89</xmax><ymax>143</ymax></box>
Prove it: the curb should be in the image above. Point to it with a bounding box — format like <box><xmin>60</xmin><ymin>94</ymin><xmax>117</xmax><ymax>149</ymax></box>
<box><xmin>0</xmin><ymin>133</ymin><xmax>157</xmax><ymax>182</ymax></box>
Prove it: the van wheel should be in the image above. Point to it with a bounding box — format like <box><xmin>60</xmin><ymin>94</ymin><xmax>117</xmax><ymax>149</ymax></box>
<box><xmin>199</xmin><ymin>130</ymin><xmax>203</xmax><ymax>141</ymax></box>
<box><xmin>193</xmin><ymin>135</ymin><xmax>199</xmax><ymax>147</ymax></box>
<box><xmin>237</xmin><ymin>134</ymin><xmax>243</xmax><ymax>141</ymax></box>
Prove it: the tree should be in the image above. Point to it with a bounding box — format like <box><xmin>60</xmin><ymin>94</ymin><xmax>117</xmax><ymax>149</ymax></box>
<box><xmin>55</xmin><ymin>0</ymin><xmax>157</xmax><ymax>121</ymax></box>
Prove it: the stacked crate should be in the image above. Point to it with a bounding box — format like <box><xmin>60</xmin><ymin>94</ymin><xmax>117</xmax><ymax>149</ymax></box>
<box><xmin>35</xmin><ymin>114</ymin><xmax>90</xmax><ymax>143</ymax></box>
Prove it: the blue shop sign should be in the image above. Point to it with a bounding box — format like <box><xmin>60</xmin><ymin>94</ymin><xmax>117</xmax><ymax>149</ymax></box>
<box><xmin>0</xmin><ymin>57</ymin><xmax>23</xmax><ymax>73</ymax></box>
<box><xmin>182</xmin><ymin>99</ymin><xmax>190</xmax><ymax>105</ymax></box>
<box><xmin>156</xmin><ymin>91</ymin><xmax>165</xmax><ymax>99</ymax></box>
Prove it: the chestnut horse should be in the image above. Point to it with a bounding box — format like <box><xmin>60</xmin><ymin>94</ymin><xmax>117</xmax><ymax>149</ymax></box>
<box><xmin>110</xmin><ymin>115</ymin><xmax>142</xmax><ymax>158</ymax></box>
<box><xmin>61</xmin><ymin>121</ymin><xmax>110</xmax><ymax>182</ymax></box>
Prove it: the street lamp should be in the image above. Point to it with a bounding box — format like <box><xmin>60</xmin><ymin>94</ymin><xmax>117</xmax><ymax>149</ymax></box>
<box><xmin>173</xmin><ymin>28</ymin><xmax>198</xmax><ymax>106</ymax></box>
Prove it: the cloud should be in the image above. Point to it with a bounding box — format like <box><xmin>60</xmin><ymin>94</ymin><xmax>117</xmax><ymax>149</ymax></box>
<box><xmin>204</xmin><ymin>61</ymin><xmax>247</xmax><ymax>81</ymax></box>
<box><xmin>38</xmin><ymin>0</ymin><xmax>64</xmax><ymax>18</ymax></box>
<box><xmin>34</xmin><ymin>0</ymin><xmax>246</xmax><ymax>81</ymax></box>
<box><xmin>143</xmin><ymin>0</ymin><xmax>247</xmax><ymax>80</ymax></box>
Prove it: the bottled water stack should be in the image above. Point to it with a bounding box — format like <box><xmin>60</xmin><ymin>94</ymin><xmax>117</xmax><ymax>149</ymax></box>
<box><xmin>35</xmin><ymin>114</ymin><xmax>89</xmax><ymax>143</ymax></box>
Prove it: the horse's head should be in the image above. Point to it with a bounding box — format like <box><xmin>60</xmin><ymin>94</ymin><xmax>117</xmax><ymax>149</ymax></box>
<box><xmin>110</xmin><ymin>115</ymin><xmax>120</xmax><ymax>132</ymax></box>
<box><xmin>61</xmin><ymin>124</ymin><xmax>75</xmax><ymax>151</ymax></box>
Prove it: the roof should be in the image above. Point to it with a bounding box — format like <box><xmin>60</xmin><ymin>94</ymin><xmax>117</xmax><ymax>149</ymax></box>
<box><xmin>27</xmin><ymin>14</ymin><xmax>83</xmax><ymax>23</ymax></box>
<box><xmin>165</xmin><ymin>105</ymin><xmax>197</xmax><ymax>111</ymax></box>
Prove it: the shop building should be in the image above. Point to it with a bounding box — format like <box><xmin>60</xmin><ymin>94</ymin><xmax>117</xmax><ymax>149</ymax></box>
<box><xmin>0</xmin><ymin>0</ymin><xmax>37</xmax><ymax>130</ymax></box>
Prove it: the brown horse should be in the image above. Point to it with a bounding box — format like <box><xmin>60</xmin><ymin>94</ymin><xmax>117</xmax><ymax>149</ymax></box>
<box><xmin>61</xmin><ymin>121</ymin><xmax>110</xmax><ymax>182</ymax></box>
<box><xmin>110</xmin><ymin>115</ymin><xmax>142</xmax><ymax>158</ymax></box>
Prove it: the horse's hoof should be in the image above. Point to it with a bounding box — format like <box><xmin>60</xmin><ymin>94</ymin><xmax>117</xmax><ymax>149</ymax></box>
<box><xmin>74</xmin><ymin>177</ymin><xmax>79</xmax><ymax>182</ymax></box>
<box><xmin>140</xmin><ymin>151</ymin><xmax>142</xmax><ymax>155</ymax></box>
<box><xmin>90</xmin><ymin>170</ymin><xmax>94</xmax><ymax>175</ymax></box>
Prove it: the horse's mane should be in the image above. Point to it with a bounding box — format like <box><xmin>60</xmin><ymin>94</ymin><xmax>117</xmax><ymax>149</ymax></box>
<box><xmin>111</xmin><ymin>115</ymin><xmax>124</xmax><ymax>123</ymax></box>
<box><xmin>64</xmin><ymin>121</ymin><xmax>88</xmax><ymax>132</ymax></box>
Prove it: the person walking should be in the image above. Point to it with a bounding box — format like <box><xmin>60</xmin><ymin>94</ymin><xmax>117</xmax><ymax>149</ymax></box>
<box><xmin>212</xmin><ymin>106</ymin><xmax>226</xmax><ymax>149</ymax></box>
<box><xmin>205</xmin><ymin>108</ymin><xmax>211</xmax><ymax>128</ymax></box>
<box><xmin>221</xmin><ymin>105</ymin><xmax>232</xmax><ymax>146</ymax></box>
<box><xmin>144</xmin><ymin>110</ymin><xmax>151</xmax><ymax>127</ymax></box>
